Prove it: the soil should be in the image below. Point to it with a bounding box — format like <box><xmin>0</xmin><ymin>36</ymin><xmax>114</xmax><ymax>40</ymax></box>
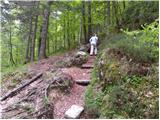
<box><xmin>1</xmin><ymin>51</ymin><xmax>96</xmax><ymax>119</ymax></box>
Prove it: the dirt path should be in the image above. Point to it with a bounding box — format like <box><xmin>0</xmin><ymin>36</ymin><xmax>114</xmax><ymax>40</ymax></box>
<box><xmin>54</xmin><ymin>56</ymin><xmax>95</xmax><ymax>119</ymax></box>
<box><xmin>1</xmin><ymin>51</ymin><xmax>96</xmax><ymax>119</ymax></box>
<box><xmin>29</xmin><ymin>54</ymin><xmax>96</xmax><ymax>118</ymax></box>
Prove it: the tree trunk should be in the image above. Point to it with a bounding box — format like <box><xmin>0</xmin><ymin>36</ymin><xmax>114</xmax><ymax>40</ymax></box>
<box><xmin>38</xmin><ymin>26</ymin><xmax>42</xmax><ymax>57</ymax></box>
<box><xmin>9</xmin><ymin>22</ymin><xmax>15</xmax><ymax>65</ymax></box>
<box><xmin>38</xmin><ymin>2</ymin><xmax>51</xmax><ymax>60</ymax></box>
<box><xmin>25</xmin><ymin>16</ymin><xmax>32</xmax><ymax>63</ymax></box>
<box><xmin>55</xmin><ymin>15</ymin><xmax>57</xmax><ymax>52</ymax></box>
<box><xmin>87</xmin><ymin>1</ymin><xmax>92</xmax><ymax>41</ymax></box>
<box><xmin>63</xmin><ymin>17</ymin><xmax>66</xmax><ymax>49</ymax></box>
<box><xmin>67</xmin><ymin>11</ymin><xmax>70</xmax><ymax>49</ymax></box>
<box><xmin>47</xmin><ymin>36</ymin><xmax>50</xmax><ymax>55</ymax></box>
<box><xmin>79</xmin><ymin>17</ymin><xmax>82</xmax><ymax>46</ymax></box>
<box><xmin>123</xmin><ymin>1</ymin><xmax>125</xmax><ymax>9</ymax></box>
<box><xmin>30</xmin><ymin>14</ymin><xmax>38</xmax><ymax>62</ymax></box>
<box><xmin>82</xmin><ymin>1</ymin><xmax>87</xmax><ymax>43</ymax></box>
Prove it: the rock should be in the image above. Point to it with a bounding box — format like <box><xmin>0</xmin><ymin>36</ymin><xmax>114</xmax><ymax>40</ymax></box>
<box><xmin>76</xmin><ymin>51</ymin><xmax>87</xmax><ymax>57</ymax></box>
<box><xmin>145</xmin><ymin>91</ymin><xmax>153</xmax><ymax>98</ymax></box>
<box><xmin>64</xmin><ymin>105</ymin><xmax>84</xmax><ymax>119</ymax></box>
<box><xmin>79</xmin><ymin>46</ymin><xmax>86</xmax><ymax>51</ymax></box>
<box><xmin>75</xmin><ymin>80</ymin><xmax>90</xmax><ymax>86</ymax></box>
<box><xmin>54</xmin><ymin>52</ymin><xmax>88</xmax><ymax>68</ymax></box>
<box><xmin>81</xmin><ymin>64</ymin><xmax>94</xmax><ymax>69</ymax></box>
<box><xmin>79</xmin><ymin>44</ymin><xmax>90</xmax><ymax>52</ymax></box>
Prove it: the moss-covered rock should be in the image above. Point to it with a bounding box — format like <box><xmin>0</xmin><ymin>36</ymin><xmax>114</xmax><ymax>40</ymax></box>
<box><xmin>54</xmin><ymin>51</ymin><xmax>88</xmax><ymax>68</ymax></box>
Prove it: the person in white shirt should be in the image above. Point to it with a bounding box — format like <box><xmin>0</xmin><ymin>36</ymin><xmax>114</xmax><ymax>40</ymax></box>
<box><xmin>89</xmin><ymin>34</ymin><xmax>98</xmax><ymax>56</ymax></box>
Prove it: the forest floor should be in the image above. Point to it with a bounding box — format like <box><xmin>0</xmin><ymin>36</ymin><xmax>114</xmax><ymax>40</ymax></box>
<box><xmin>1</xmin><ymin>51</ymin><xmax>96</xmax><ymax>119</ymax></box>
<box><xmin>54</xmin><ymin>56</ymin><xmax>95</xmax><ymax>119</ymax></box>
<box><xmin>30</xmin><ymin>53</ymin><xmax>95</xmax><ymax>118</ymax></box>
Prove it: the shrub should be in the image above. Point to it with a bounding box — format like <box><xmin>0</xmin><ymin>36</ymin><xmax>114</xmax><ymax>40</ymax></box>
<box><xmin>108</xmin><ymin>20</ymin><xmax>159</xmax><ymax>63</ymax></box>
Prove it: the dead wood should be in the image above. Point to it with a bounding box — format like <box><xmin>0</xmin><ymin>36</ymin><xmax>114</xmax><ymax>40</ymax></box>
<box><xmin>1</xmin><ymin>73</ymin><xmax>43</xmax><ymax>101</ymax></box>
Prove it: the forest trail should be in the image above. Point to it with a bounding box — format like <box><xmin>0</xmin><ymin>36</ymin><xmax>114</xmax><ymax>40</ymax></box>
<box><xmin>54</xmin><ymin>55</ymin><xmax>95</xmax><ymax>119</ymax></box>
<box><xmin>1</xmin><ymin>52</ymin><xmax>96</xmax><ymax>119</ymax></box>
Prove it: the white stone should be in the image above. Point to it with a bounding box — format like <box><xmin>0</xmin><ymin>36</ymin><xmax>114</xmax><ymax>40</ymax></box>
<box><xmin>76</xmin><ymin>51</ymin><xmax>87</xmax><ymax>56</ymax></box>
<box><xmin>64</xmin><ymin>105</ymin><xmax>84</xmax><ymax>119</ymax></box>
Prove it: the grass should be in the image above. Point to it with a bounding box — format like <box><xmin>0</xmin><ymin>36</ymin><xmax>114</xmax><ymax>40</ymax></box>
<box><xmin>1</xmin><ymin>64</ymin><xmax>28</xmax><ymax>78</ymax></box>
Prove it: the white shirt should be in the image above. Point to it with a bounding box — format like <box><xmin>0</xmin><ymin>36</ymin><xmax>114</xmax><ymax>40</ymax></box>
<box><xmin>89</xmin><ymin>36</ymin><xmax>98</xmax><ymax>45</ymax></box>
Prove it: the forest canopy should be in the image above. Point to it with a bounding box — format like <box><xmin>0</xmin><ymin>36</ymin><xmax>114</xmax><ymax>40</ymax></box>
<box><xmin>0</xmin><ymin>0</ymin><xmax>159</xmax><ymax>73</ymax></box>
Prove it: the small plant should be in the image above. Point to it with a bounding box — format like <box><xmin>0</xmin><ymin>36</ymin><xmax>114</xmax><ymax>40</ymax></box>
<box><xmin>123</xmin><ymin>75</ymin><xmax>144</xmax><ymax>88</ymax></box>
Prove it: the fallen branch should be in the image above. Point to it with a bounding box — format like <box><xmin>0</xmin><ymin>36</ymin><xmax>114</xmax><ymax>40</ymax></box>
<box><xmin>1</xmin><ymin>73</ymin><xmax>43</xmax><ymax>101</ymax></box>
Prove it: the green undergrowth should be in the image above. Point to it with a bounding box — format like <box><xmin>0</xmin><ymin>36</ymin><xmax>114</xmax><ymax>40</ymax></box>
<box><xmin>101</xmin><ymin>20</ymin><xmax>159</xmax><ymax>63</ymax></box>
<box><xmin>85</xmin><ymin>21</ymin><xmax>159</xmax><ymax>119</ymax></box>
<box><xmin>85</xmin><ymin>50</ymin><xmax>158</xmax><ymax>118</ymax></box>
<box><xmin>1</xmin><ymin>64</ymin><xmax>28</xmax><ymax>78</ymax></box>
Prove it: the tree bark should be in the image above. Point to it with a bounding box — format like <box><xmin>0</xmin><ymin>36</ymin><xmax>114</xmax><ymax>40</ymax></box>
<box><xmin>38</xmin><ymin>2</ymin><xmax>51</xmax><ymax>60</ymax></box>
<box><xmin>38</xmin><ymin>26</ymin><xmax>42</xmax><ymax>57</ymax></box>
<box><xmin>82</xmin><ymin>1</ymin><xmax>87</xmax><ymax>43</ymax></box>
<box><xmin>30</xmin><ymin>14</ymin><xmax>38</xmax><ymax>62</ymax></box>
<box><xmin>67</xmin><ymin>11</ymin><xmax>70</xmax><ymax>49</ymax></box>
<box><xmin>87</xmin><ymin>1</ymin><xmax>92</xmax><ymax>41</ymax></box>
<box><xmin>63</xmin><ymin>17</ymin><xmax>66</xmax><ymax>49</ymax></box>
<box><xmin>9</xmin><ymin>22</ymin><xmax>16</xmax><ymax>65</ymax></box>
<box><xmin>123</xmin><ymin>1</ymin><xmax>125</xmax><ymax>9</ymax></box>
<box><xmin>79</xmin><ymin>17</ymin><xmax>82</xmax><ymax>45</ymax></box>
<box><xmin>1</xmin><ymin>73</ymin><xmax>43</xmax><ymax>101</ymax></box>
<box><xmin>55</xmin><ymin>12</ymin><xmax>58</xmax><ymax>52</ymax></box>
<box><xmin>25</xmin><ymin>15</ymin><xmax>32</xmax><ymax>63</ymax></box>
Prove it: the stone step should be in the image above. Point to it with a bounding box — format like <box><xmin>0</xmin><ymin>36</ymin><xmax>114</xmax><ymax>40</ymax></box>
<box><xmin>86</xmin><ymin>61</ymin><xmax>94</xmax><ymax>64</ymax></box>
<box><xmin>81</xmin><ymin>64</ymin><xmax>94</xmax><ymax>69</ymax></box>
<box><xmin>75</xmin><ymin>79</ymin><xmax>90</xmax><ymax>86</ymax></box>
<box><xmin>64</xmin><ymin>105</ymin><xmax>84</xmax><ymax>119</ymax></box>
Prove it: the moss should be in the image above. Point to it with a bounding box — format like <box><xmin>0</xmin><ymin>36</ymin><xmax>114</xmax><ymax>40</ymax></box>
<box><xmin>85</xmin><ymin>46</ymin><xmax>159</xmax><ymax>119</ymax></box>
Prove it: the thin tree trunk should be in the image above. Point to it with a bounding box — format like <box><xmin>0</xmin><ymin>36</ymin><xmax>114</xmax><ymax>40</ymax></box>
<box><xmin>87</xmin><ymin>1</ymin><xmax>92</xmax><ymax>41</ymax></box>
<box><xmin>51</xmin><ymin>36</ymin><xmax>54</xmax><ymax>53</ymax></box>
<box><xmin>79</xmin><ymin>17</ymin><xmax>82</xmax><ymax>46</ymax></box>
<box><xmin>25</xmin><ymin>15</ymin><xmax>32</xmax><ymax>63</ymax></box>
<box><xmin>9</xmin><ymin>22</ymin><xmax>15</xmax><ymax>65</ymax></box>
<box><xmin>67</xmin><ymin>11</ymin><xmax>70</xmax><ymax>49</ymax></box>
<box><xmin>63</xmin><ymin>17</ymin><xmax>66</xmax><ymax>49</ymax></box>
<box><xmin>39</xmin><ymin>2</ymin><xmax>51</xmax><ymax>60</ymax></box>
<box><xmin>82</xmin><ymin>1</ymin><xmax>87</xmax><ymax>43</ymax></box>
<box><xmin>123</xmin><ymin>1</ymin><xmax>125</xmax><ymax>9</ymax></box>
<box><xmin>47</xmin><ymin>36</ymin><xmax>50</xmax><ymax>55</ymax></box>
<box><xmin>30</xmin><ymin>14</ymin><xmax>38</xmax><ymax>62</ymax></box>
<box><xmin>38</xmin><ymin>26</ymin><xmax>42</xmax><ymax>57</ymax></box>
<box><xmin>55</xmin><ymin>24</ymin><xmax>57</xmax><ymax>51</ymax></box>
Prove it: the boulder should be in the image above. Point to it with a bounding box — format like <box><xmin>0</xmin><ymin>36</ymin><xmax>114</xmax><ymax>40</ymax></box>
<box><xmin>55</xmin><ymin>52</ymin><xmax>88</xmax><ymax>68</ymax></box>
<box><xmin>79</xmin><ymin>44</ymin><xmax>90</xmax><ymax>53</ymax></box>
<box><xmin>64</xmin><ymin>105</ymin><xmax>84</xmax><ymax>119</ymax></box>
<box><xmin>75</xmin><ymin>51</ymin><xmax>87</xmax><ymax>57</ymax></box>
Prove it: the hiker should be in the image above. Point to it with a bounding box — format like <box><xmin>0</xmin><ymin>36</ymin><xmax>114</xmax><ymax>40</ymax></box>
<box><xmin>89</xmin><ymin>33</ymin><xmax>98</xmax><ymax>56</ymax></box>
